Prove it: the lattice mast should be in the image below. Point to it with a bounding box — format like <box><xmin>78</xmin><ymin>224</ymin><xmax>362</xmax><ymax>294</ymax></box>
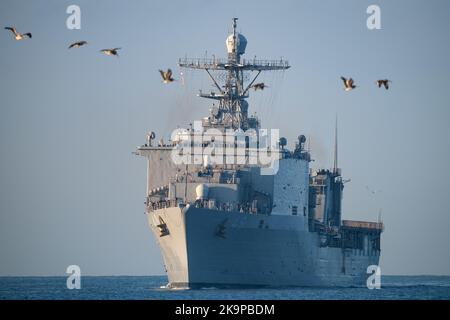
<box><xmin>178</xmin><ymin>18</ymin><xmax>290</xmax><ymax>130</ymax></box>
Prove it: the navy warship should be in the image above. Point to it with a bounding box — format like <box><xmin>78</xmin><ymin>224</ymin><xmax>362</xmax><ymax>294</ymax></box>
<box><xmin>136</xmin><ymin>18</ymin><xmax>383</xmax><ymax>288</ymax></box>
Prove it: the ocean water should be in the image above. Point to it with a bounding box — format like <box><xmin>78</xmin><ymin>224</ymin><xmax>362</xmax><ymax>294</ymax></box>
<box><xmin>0</xmin><ymin>276</ymin><xmax>449</xmax><ymax>300</ymax></box>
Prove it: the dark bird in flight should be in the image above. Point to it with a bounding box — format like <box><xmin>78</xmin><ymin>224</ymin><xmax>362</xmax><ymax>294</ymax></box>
<box><xmin>68</xmin><ymin>41</ymin><xmax>88</xmax><ymax>49</ymax></box>
<box><xmin>100</xmin><ymin>48</ymin><xmax>121</xmax><ymax>57</ymax></box>
<box><xmin>341</xmin><ymin>76</ymin><xmax>357</xmax><ymax>91</ymax></box>
<box><xmin>252</xmin><ymin>83</ymin><xmax>268</xmax><ymax>91</ymax></box>
<box><xmin>4</xmin><ymin>27</ymin><xmax>32</xmax><ymax>40</ymax></box>
<box><xmin>159</xmin><ymin>69</ymin><xmax>175</xmax><ymax>83</ymax></box>
<box><xmin>376</xmin><ymin>79</ymin><xmax>391</xmax><ymax>90</ymax></box>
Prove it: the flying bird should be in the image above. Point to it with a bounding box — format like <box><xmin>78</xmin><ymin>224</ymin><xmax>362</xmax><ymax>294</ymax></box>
<box><xmin>68</xmin><ymin>41</ymin><xmax>87</xmax><ymax>49</ymax></box>
<box><xmin>100</xmin><ymin>48</ymin><xmax>121</xmax><ymax>57</ymax></box>
<box><xmin>4</xmin><ymin>27</ymin><xmax>32</xmax><ymax>40</ymax></box>
<box><xmin>365</xmin><ymin>186</ymin><xmax>382</xmax><ymax>195</ymax></box>
<box><xmin>341</xmin><ymin>76</ymin><xmax>357</xmax><ymax>91</ymax></box>
<box><xmin>376</xmin><ymin>79</ymin><xmax>391</xmax><ymax>90</ymax></box>
<box><xmin>159</xmin><ymin>69</ymin><xmax>175</xmax><ymax>83</ymax></box>
<box><xmin>252</xmin><ymin>83</ymin><xmax>268</xmax><ymax>91</ymax></box>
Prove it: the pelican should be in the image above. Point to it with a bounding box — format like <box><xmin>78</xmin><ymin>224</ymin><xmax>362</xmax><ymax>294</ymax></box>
<box><xmin>4</xmin><ymin>27</ymin><xmax>32</xmax><ymax>40</ymax></box>
<box><xmin>252</xmin><ymin>83</ymin><xmax>268</xmax><ymax>91</ymax></box>
<box><xmin>341</xmin><ymin>76</ymin><xmax>357</xmax><ymax>91</ymax></box>
<box><xmin>159</xmin><ymin>69</ymin><xmax>175</xmax><ymax>83</ymax></box>
<box><xmin>68</xmin><ymin>41</ymin><xmax>88</xmax><ymax>49</ymax></box>
<box><xmin>376</xmin><ymin>79</ymin><xmax>391</xmax><ymax>90</ymax></box>
<box><xmin>100</xmin><ymin>48</ymin><xmax>121</xmax><ymax>57</ymax></box>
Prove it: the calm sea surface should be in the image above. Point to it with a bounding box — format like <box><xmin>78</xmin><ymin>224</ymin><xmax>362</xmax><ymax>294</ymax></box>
<box><xmin>0</xmin><ymin>276</ymin><xmax>449</xmax><ymax>300</ymax></box>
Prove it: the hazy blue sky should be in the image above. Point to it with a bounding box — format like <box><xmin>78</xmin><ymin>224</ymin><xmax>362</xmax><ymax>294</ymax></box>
<box><xmin>1</xmin><ymin>0</ymin><xmax>449</xmax><ymax>276</ymax></box>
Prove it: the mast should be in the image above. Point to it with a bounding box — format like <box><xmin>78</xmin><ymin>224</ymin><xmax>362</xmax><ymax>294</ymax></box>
<box><xmin>178</xmin><ymin>18</ymin><xmax>290</xmax><ymax>130</ymax></box>
<box><xmin>333</xmin><ymin>114</ymin><xmax>338</xmax><ymax>174</ymax></box>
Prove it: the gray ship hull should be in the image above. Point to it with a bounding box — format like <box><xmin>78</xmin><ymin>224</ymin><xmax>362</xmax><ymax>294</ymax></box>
<box><xmin>148</xmin><ymin>207</ymin><xmax>380</xmax><ymax>288</ymax></box>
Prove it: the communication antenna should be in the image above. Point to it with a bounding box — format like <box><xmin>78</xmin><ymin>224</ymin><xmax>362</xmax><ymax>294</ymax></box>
<box><xmin>333</xmin><ymin>114</ymin><xmax>338</xmax><ymax>174</ymax></box>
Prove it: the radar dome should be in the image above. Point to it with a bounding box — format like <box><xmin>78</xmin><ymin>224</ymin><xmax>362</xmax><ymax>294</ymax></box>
<box><xmin>226</xmin><ymin>33</ymin><xmax>247</xmax><ymax>55</ymax></box>
<box><xmin>196</xmin><ymin>184</ymin><xmax>209</xmax><ymax>200</ymax></box>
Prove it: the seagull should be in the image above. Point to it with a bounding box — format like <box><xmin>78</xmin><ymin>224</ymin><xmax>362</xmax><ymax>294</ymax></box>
<box><xmin>341</xmin><ymin>76</ymin><xmax>357</xmax><ymax>91</ymax></box>
<box><xmin>68</xmin><ymin>41</ymin><xmax>87</xmax><ymax>49</ymax></box>
<box><xmin>376</xmin><ymin>79</ymin><xmax>391</xmax><ymax>90</ymax></box>
<box><xmin>159</xmin><ymin>69</ymin><xmax>175</xmax><ymax>83</ymax></box>
<box><xmin>252</xmin><ymin>83</ymin><xmax>268</xmax><ymax>91</ymax></box>
<box><xmin>100</xmin><ymin>48</ymin><xmax>121</xmax><ymax>57</ymax></box>
<box><xmin>4</xmin><ymin>27</ymin><xmax>32</xmax><ymax>40</ymax></box>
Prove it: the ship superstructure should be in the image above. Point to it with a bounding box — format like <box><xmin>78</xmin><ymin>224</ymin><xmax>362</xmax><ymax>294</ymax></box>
<box><xmin>136</xmin><ymin>19</ymin><xmax>383</xmax><ymax>288</ymax></box>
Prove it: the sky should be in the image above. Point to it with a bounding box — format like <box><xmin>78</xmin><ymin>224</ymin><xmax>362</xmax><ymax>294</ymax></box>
<box><xmin>0</xmin><ymin>0</ymin><xmax>449</xmax><ymax>276</ymax></box>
